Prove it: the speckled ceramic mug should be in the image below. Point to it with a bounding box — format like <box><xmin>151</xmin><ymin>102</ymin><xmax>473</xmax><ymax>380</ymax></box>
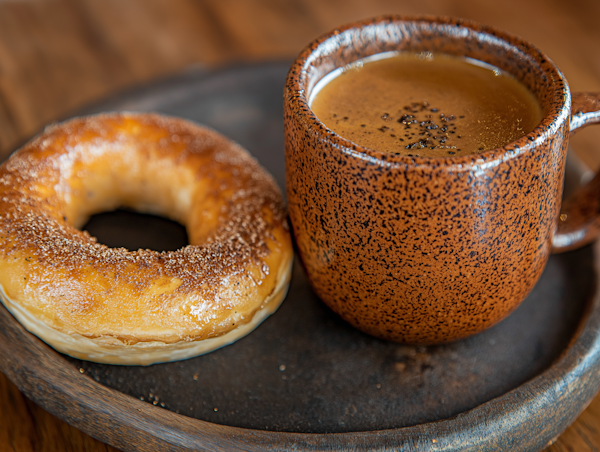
<box><xmin>284</xmin><ymin>16</ymin><xmax>600</xmax><ymax>344</ymax></box>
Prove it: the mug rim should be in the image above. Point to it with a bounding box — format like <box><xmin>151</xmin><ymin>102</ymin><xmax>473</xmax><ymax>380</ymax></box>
<box><xmin>285</xmin><ymin>15</ymin><xmax>572</xmax><ymax>170</ymax></box>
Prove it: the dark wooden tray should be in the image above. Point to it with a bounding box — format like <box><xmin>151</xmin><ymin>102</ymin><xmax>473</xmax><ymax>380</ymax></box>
<box><xmin>1</xmin><ymin>61</ymin><xmax>600</xmax><ymax>451</ymax></box>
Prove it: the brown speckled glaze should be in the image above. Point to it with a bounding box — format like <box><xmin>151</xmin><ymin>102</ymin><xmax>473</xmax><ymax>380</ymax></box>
<box><xmin>284</xmin><ymin>16</ymin><xmax>600</xmax><ymax>344</ymax></box>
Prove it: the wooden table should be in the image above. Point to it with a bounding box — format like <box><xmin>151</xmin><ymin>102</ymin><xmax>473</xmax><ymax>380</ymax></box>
<box><xmin>0</xmin><ymin>1</ymin><xmax>599</xmax><ymax>450</ymax></box>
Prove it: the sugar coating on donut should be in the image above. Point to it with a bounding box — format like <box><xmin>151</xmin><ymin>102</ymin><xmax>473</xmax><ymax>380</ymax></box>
<box><xmin>0</xmin><ymin>113</ymin><xmax>293</xmax><ymax>364</ymax></box>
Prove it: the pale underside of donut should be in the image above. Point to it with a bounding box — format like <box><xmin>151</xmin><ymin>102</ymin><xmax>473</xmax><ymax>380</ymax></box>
<box><xmin>0</xmin><ymin>113</ymin><xmax>294</xmax><ymax>365</ymax></box>
<box><xmin>0</xmin><ymin>256</ymin><xmax>292</xmax><ymax>365</ymax></box>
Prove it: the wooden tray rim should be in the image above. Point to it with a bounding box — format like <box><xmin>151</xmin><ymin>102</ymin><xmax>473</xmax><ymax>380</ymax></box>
<box><xmin>1</xmin><ymin>63</ymin><xmax>600</xmax><ymax>451</ymax></box>
<box><xmin>2</xmin><ymin>244</ymin><xmax>600</xmax><ymax>452</ymax></box>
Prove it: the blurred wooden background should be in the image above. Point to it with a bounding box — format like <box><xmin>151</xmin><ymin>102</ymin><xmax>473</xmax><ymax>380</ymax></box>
<box><xmin>0</xmin><ymin>0</ymin><xmax>599</xmax><ymax>450</ymax></box>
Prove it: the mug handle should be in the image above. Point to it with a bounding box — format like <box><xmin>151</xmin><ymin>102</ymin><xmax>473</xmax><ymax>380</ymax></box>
<box><xmin>552</xmin><ymin>92</ymin><xmax>600</xmax><ymax>253</ymax></box>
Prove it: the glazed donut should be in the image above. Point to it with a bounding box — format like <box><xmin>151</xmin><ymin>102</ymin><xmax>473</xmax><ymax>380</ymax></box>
<box><xmin>0</xmin><ymin>113</ymin><xmax>293</xmax><ymax>365</ymax></box>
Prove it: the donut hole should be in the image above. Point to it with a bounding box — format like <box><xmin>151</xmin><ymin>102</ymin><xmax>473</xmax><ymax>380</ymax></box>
<box><xmin>55</xmin><ymin>145</ymin><xmax>205</xmax><ymax>248</ymax></box>
<box><xmin>82</xmin><ymin>208</ymin><xmax>189</xmax><ymax>252</ymax></box>
<box><xmin>61</xmin><ymin>154</ymin><xmax>197</xmax><ymax>229</ymax></box>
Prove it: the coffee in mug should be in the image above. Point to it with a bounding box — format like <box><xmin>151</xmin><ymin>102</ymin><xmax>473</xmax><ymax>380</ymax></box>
<box><xmin>309</xmin><ymin>52</ymin><xmax>542</xmax><ymax>158</ymax></box>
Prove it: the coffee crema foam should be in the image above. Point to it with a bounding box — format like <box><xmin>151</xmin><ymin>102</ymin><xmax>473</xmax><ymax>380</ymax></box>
<box><xmin>309</xmin><ymin>52</ymin><xmax>543</xmax><ymax>157</ymax></box>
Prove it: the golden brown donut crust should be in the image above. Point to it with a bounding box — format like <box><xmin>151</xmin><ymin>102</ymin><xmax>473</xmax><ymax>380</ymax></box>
<box><xmin>0</xmin><ymin>113</ymin><xmax>293</xmax><ymax>364</ymax></box>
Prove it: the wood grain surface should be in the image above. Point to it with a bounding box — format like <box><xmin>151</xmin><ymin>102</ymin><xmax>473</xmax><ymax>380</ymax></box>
<box><xmin>0</xmin><ymin>0</ymin><xmax>599</xmax><ymax>450</ymax></box>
